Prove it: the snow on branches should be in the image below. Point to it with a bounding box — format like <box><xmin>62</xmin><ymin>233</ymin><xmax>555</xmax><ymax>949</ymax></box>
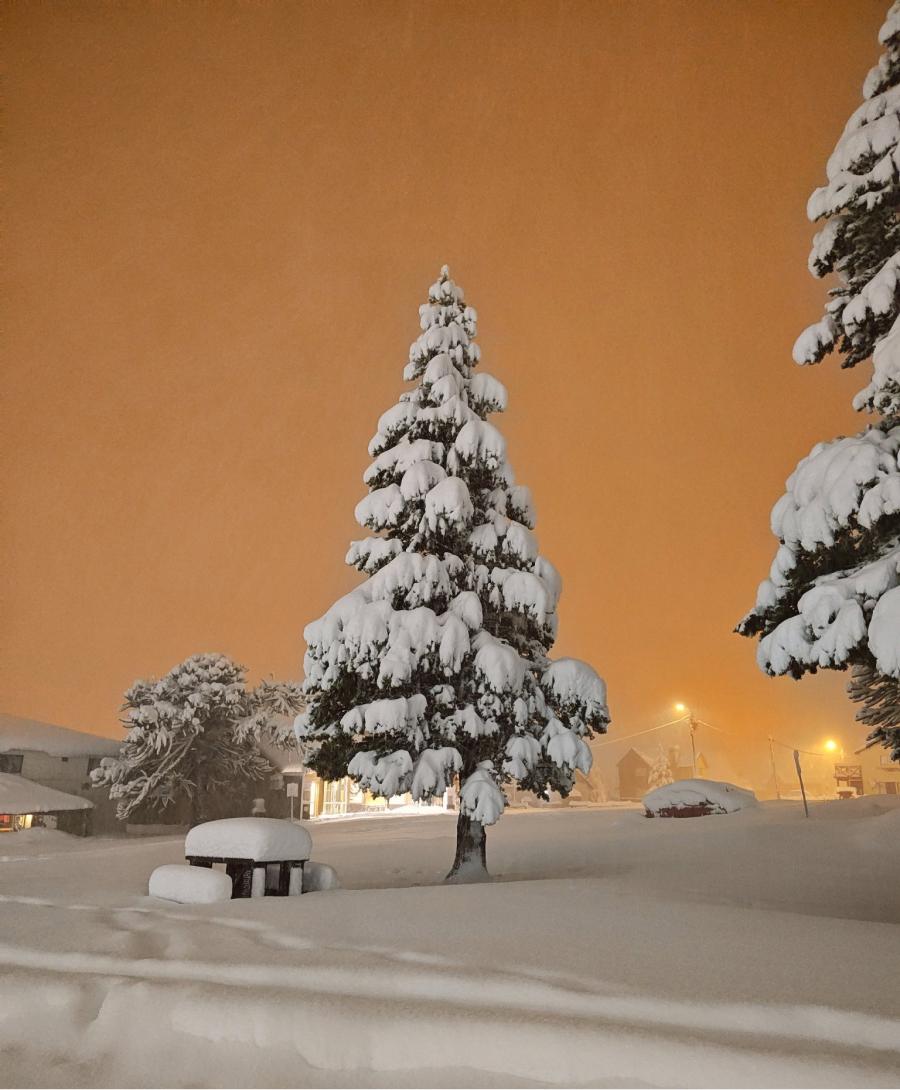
<box><xmin>92</xmin><ymin>653</ymin><xmax>303</xmax><ymax>822</ymax></box>
<box><xmin>741</xmin><ymin>5</ymin><xmax>900</xmax><ymax>765</ymax></box>
<box><xmin>298</xmin><ymin>266</ymin><xmax>609</xmax><ymax>868</ymax></box>
<box><xmin>794</xmin><ymin>4</ymin><xmax>900</xmax><ymax>375</ymax></box>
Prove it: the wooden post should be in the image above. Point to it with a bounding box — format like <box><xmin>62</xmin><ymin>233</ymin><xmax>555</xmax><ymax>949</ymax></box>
<box><xmin>278</xmin><ymin>861</ymin><xmax>291</xmax><ymax>896</ymax></box>
<box><xmin>793</xmin><ymin>750</ymin><xmax>809</xmax><ymax>818</ymax></box>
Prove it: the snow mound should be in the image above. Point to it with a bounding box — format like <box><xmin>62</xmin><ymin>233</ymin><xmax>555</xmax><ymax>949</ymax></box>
<box><xmin>643</xmin><ymin>779</ymin><xmax>759</xmax><ymax>817</ymax></box>
<box><xmin>303</xmin><ymin>861</ymin><xmax>340</xmax><ymax>892</ymax></box>
<box><xmin>184</xmin><ymin>818</ymin><xmax>312</xmax><ymax>862</ymax></box>
<box><xmin>148</xmin><ymin>864</ymin><xmax>232</xmax><ymax>904</ymax></box>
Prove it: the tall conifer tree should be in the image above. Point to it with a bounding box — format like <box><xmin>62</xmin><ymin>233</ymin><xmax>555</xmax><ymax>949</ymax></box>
<box><xmin>739</xmin><ymin>5</ymin><xmax>900</xmax><ymax>762</ymax></box>
<box><xmin>298</xmin><ymin>267</ymin><xmax>609</xmax><ymax>878</ymax></box>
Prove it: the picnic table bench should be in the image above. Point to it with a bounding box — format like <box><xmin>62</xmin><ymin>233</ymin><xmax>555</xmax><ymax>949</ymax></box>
<box><xmin>184</xmin><ymin>817</ymin><xmax>312</xmax><ymax>898</ymax></box>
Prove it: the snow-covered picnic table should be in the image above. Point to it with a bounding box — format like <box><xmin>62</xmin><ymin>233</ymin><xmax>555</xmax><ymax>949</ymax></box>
<box><xmin>184</xmin><ymin>817</ymin><xmax>313</xmax><ymax>897</ymax></box>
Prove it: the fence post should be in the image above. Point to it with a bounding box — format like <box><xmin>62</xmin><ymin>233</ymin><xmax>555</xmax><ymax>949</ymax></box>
<box><xmin>793</xmin><ymin>749</ymin><xmax>809</xmax><ymax>818</ymax></box>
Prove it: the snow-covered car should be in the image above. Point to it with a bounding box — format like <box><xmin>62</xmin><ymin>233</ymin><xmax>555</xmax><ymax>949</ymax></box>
<box><xmin>643</xmin><ymin>779</ymin><xmax>758</xmax><ymax>818</ymax></box>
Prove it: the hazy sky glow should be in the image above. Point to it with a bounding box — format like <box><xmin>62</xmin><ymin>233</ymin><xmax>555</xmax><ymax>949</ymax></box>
<box><xmin>3</xmin><ymin>1</ymin><xmax>885</xmax><ymax>765</ymax></box>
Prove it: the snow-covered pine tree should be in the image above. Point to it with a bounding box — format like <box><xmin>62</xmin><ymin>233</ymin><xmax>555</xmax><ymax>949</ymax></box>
<box><xmin>298</xmin><ymin>266</ymin><xmax>610</xmax><ymax>879</ymax></box>
<box><xmin>648</xmin><ymin>747</ymin><xmax>673</xmax><ymax>790</ymax></box>
<box><xmin>738</xmin><ymin>4</ymin><xmax>900</xmax><ymax>764</ymax></box>
<box><xmin>91</xmin><ymin>653</ymin><xmax>303</xmax><ymax>823</ymax></box>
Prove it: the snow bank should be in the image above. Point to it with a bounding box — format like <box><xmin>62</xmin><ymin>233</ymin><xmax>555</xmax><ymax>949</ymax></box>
<box><xmin>148</xmin><ymin>864</ymin><xmax>232</xmax><ymax>904</ymax></box>
<box><xmin>302</xmin><ymin>861</ymin><xmax>340</xmax><ymax>892</ymax></box>
<box><xmin>184</xmin><ymin>818</ymin><xmax>312</xmax><ymax>862</ymax></box>
<box><xmin>643</xmin><ymin>779</ymin><xmax>759</xmax><ymax>817</ymax></box>
<box><xmin>1</xmin><ymin>806</ymin><xmax>900</xmax><ymax>1088</ymax></box>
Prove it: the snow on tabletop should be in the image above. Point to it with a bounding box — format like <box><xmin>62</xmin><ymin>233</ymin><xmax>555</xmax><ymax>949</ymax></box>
<box><xmin>643</xmin><ymin>779</ymin><xmax>759</xmax><ymax>816</ymax></box>
<box><xmin>0</xmin><ymin>771</ymin><xmax>93</xmax><ymax>813</ymax></box>
<box><xmin>184</xmin><ymin>818</ymin><xmax>312</xmax><ymax>862</ymax></box>
<box><xmin>148</xmin><ymin>864</ymin><xmax>232</xmax><ymax>904</ymax></box>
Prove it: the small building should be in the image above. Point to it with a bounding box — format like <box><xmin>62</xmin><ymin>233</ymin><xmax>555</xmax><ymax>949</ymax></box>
<box><xmin>259</xmin><ymin>740</ymin><xmax>449</xmax><ymax>819</ymax></box>
<box><xmin>0</xmin><ymin>714</ymin><xmax>121</xmax><ymax>834</ymax></box>
<box><xmin>0</xmin><ymin>771</ymin><xmax>94</xmax><ymax>835</ymax></box>
<box><xmin>834</xmin><ymin>749</ymin><xmax>900</xmax><ymax>797</ymax></box>
<box><xmin>617</xmin><ymin>748</ymin><xmax>652</xmax><ymax>801</ymax></box>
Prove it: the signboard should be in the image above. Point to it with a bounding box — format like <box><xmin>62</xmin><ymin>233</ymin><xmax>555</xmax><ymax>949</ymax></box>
<box><xmin>286</xmin><ymin>782</ymin><xmax>299</xmax><ymax>798</ymax></box>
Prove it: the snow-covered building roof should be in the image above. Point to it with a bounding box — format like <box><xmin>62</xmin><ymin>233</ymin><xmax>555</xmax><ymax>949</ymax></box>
<box><xmin>616</xmin><ymin>747</ymin><xmax>652</xmax><ymax>767</ymax></box>
<box><xmin>0</xmin><ymin>714</ymin><xmax>121</xmax><ymax>758</ymax></box>
<box><xmin>0</xmin><ymin>771</ymin><xmax>93</xmax><ymax>814</ymax></box>
<box><xmin>257</xmin><ymin>737</ymin><xmax>305</xmax><ymax>775</ymax></box>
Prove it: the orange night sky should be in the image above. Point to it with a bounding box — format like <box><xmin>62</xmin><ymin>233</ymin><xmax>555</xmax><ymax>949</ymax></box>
<box><xmin>3</xmin><ymin>1</ymin><xmax>885</xmax><ymax>767</ymax></box>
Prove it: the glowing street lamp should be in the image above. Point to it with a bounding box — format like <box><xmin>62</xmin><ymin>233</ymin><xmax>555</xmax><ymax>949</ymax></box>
<box><xmin>824</xmin><ymin>739</ymin><xmax>839</xmax><ymax>753</ymax></box>
<box><xmin>674</xmin><ymin>703</ymin><xmax>697</xmax><ymax>776</ymax></box>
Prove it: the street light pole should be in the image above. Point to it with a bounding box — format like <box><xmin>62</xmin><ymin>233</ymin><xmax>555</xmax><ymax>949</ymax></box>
<box><xmin>674</xmin><ymin>703</ymin><xmax>698</xmax><ymax>777</ymax></box>
<box><xmin>768</xmin><ymin>735</ymin><xmax>780</xmax><ymax>799</ymax></box>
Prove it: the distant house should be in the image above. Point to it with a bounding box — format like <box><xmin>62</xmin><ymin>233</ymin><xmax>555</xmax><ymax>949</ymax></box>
<box><xmin>832</xmin><ymin>749</ymin><xmax>900</xmax><ymax>797</ymax></box>
<box><xmin>0</xmin><ymin>771</ymin><xmax>93</xmax><ymax>835</ymax></box>
<box><xmin>258</xmin><ymin>740</ymin><xmax>451</xmax><ymax>819</ymax></box>
<box><xmin>667</xmin><ymin>746</ymin><xmax>709</xmax><ymax>781</ymax></box>
<box><xmin>0</xmin><ymin>714</ymin><xmax>121</xmax><ymax>835</ymax></box>
<box><xmin>617</xmin><ymin>748</ymin><xmax>652</xmax><ymax>800</ymax></box>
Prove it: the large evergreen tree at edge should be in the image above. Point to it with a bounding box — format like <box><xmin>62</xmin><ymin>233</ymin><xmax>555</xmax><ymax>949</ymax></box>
<box><xmin>739</xmin><ymin>4</ymin><xmax>900</xmax><ymax>764</ymax></box>
<box><xmin>297</xmin><ymin>267</ymin><xmax>610</xmax><ymax>879</ymax></box>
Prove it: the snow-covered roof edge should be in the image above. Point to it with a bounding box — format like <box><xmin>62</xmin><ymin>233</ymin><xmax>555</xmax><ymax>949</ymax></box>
<box><xmin>0</xmin><ymin>772</ymin><xmax>93</xmax><ymax>813</ymax></box>
<box><xmin>0</xmin><ymin>714</ymin><xmax>121</xmax><ymax>758</ymax></box>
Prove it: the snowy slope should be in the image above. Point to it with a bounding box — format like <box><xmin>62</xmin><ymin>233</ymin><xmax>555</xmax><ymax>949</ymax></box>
<box><xmin>0</xmin><ymin>803</ymin><xmax>898</xmax><ymax>1088</ymax></box>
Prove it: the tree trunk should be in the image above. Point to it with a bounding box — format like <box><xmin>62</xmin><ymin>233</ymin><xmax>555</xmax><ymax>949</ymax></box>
<box><xmin>190</xmin><ymin>760</ymin><xmax>210</xmax><ymax>827</ymax></box>
<box><xmin>445</xmin><ymin>808</ymin><xmax>489</xmax><ymax>882</ymax></box>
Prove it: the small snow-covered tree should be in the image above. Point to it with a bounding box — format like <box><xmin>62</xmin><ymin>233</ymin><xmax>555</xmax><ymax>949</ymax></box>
<box><xmin>92</xmin><ymin>653</ymin><xmax>302</xmax><ymax>823</ymax></box>
<box><xmin>648</xmin><ymin>747</ymin><xmax>673</xmax><ymax>790</ymax></box>
<box><xmin>298</xmin><ymin>266</ymin><xmax>610</xmax><ymax>879</ymax></box>
<box><xmin>739</xmin><ymin>4</ymin><xmax>900</xmax><ymax>764</ymax></box>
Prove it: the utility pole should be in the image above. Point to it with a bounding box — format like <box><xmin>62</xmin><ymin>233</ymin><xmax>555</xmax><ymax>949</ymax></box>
<box><xmin>768</xmin><ymin>736</ymin><xmax>780</xmax><ymax>799</ymax></box>
<box><xmin>689</xmin><ymin>712</ymin><xmax>698</xmax><ymax>777</ymax></box>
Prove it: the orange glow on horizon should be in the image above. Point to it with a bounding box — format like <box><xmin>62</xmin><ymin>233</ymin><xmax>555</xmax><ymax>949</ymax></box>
<box><xmin>3</xmin><ymin>0</ymin><xmax>883</xmax><ymax>778</ymax></box>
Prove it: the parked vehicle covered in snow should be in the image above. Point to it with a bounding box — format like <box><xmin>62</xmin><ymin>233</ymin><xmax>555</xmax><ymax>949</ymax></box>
<box><xmin>643</xmin><ymin>779</ymin><xmax>758</xmax><ymax>818</ymax></box>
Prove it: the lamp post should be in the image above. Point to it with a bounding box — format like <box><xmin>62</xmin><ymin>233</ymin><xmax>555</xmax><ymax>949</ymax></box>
<box><xmin>768</xmin><ymin>736</ymin><xmax>781</xmax><ymax>799</ymax></box>
<box><xmin>675</xmin><ymin>703</ymin><xmax>698</xmax><ymax>777</ymax></box>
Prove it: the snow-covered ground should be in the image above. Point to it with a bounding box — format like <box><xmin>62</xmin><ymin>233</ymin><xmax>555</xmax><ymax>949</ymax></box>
<box><xmin>1</xmin><ymin>799</ymin><xmax>899</xmax><ymax>1088</ymax></box>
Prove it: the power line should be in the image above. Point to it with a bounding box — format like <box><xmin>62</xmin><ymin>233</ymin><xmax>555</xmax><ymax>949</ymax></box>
<box><xmin>695</xmin><ymin>717</ymin><xmax>732</xmax><ymax>736</ymax></box>
<box><xmin>768</xmin><ymin>736</ymin><xmax>832</xmax><ymax>759</ymax></box>
<box><xmin>594</xmin><ymin>713</ymin><xmax>834</xmax><ymax>762</ymax></box>
<box><xmin>592</xmin><ymin>716</ymin><xmax>689</xmax><ymax>748</ymax></box>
